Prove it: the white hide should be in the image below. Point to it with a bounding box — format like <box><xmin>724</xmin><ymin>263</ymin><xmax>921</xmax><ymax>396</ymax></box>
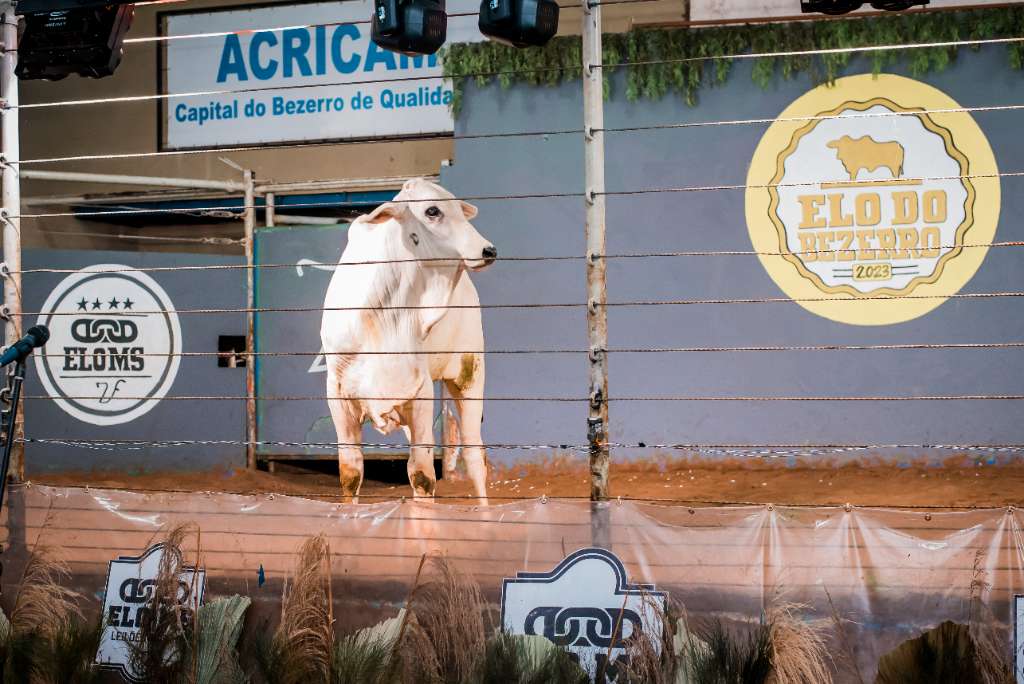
<box><xmin>320</xmin><ymin>178</ymin><xmax>494</xmax><ymax>502</ymax></box>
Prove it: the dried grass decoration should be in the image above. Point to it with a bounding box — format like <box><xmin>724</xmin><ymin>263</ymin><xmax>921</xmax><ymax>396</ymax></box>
<box><xmin>0</xmin><ymin>546</ymin><xmax>100</xmax><ymax>683</ymax></box>
<box><xmin>258</xmin><ymin>544</ymin><xmax>598</xmax><ymax>683</ymax></box>
<box><xmin>406</xmin><ymin>555</ymin><xmax>587</xmax><ymax>684</ymax></box>
<box><xmin>875</xmin><ymin>620</ymin><xmax>1014</xmax><ymax>684</ymax></box>
<box><xmin>125</xmin><ymin>523</ymin><xmax>249</xmax><ymax>684</ymax></box>
<box><xmin>407</xmin><ymin>555</ymin><xmax>486</xmax><ymax>683</ymax></box>
<box><xmin>259</xmin><ymin>533</ymin><xmax>410</xmax><ymax>683</ymax></box>
<box><xmin>625</xmin><ymin>599</ymin><xmax>833</xmax><ymax>684</ymax></box>
<box><xmin>876</xmin><ymin>550</ymin><xmax>1015</xmax><ymax>684</ymax></box>
<box><xmin>261</xmin><ymin>534</ymin><xmax>335</xmax><ymax>684</ymax></box>
<box><xmin>765</xmin><ymin>602</ymin><xmax>833</xmax><ymax>684</ymax></box>
<box><xmin>126</xmin><ymin>524</ymin><xmax>201</xmax><ymax>683</ymax></box>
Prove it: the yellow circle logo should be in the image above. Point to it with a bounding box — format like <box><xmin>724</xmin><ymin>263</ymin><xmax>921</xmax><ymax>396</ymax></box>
<box><xmin>745</xmin><ymin>73</ymin><xmax>1000</xmax><ymax>325</ymax></box>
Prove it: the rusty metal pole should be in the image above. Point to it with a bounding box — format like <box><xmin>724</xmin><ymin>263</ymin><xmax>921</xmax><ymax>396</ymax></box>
<box><xmin>264</xmin><ymin>192</ymin><xmax>276</xmax><ymax>227</ymax></box>
<box><xmin>1</xmin><ymin>4</ymin><xmax>24</xmax><ymax>481</ymax></box>
<box><xmin>243</xmin><ymin>170</ymin><xmax>257</xmax><ymax>470</ymax></box>
<box><xmin>583</xmin><ymin>0</ymin><xmax>610</xmax><ymax>546</ymax></box>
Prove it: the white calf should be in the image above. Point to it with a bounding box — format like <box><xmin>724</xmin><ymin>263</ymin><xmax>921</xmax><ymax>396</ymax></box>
<box><xmin>320</xmin><ymin>178</ymin><xmax>496</xmax><ymax>503</ymax></box>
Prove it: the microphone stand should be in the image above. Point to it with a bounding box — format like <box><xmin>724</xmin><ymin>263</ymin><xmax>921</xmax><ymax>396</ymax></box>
<box><xmin>0</xmin><ymin>357</ymin><xmax>25</xmax><ymax>516</ymax></box>
<box><xmin>0</xmin><ymin>358</ymin><xmax>25</xmax><ymax>586</ymax></box>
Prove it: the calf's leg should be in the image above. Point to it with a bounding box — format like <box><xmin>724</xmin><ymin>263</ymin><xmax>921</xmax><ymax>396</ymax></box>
<box><xmin>405</xmin><ymin>385</ymin><xmax>437</xmax><ymax>499</ymax></box>
<box><xmin>445</xmin><ymin>369</ymin><xmax>489</xmax><ymax>506</ymax></box>
<box><xmin>327</xmin><ymin>374</ymin><xmax>363</xmax><ymax>503</ymax></box>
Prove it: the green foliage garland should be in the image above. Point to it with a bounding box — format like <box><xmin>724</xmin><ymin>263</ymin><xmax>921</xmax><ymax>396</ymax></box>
<box><xmin>441</xmin><ymin>6</ymin><xmax>1024</xmax><ymax>114</ymax></box>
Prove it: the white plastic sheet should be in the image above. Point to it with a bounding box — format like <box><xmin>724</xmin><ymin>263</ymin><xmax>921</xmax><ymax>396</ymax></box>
<box><xmin>1</xmin><ymin>484</ymin><xmax>1019</xmax><ymax>682</ymax></box>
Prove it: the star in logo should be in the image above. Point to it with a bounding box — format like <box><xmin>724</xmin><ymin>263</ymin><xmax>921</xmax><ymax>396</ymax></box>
<box><xmin>108</xmin><ymin>297</ymin><xmax>120</xmax><ymax>310</ymax></box>
<box><xmin>76</xmin><ymin>297</ymin><xmax>88</xmax><ymax>311</ymax></box>
<box><xmin>91</xmin><ymin>298</ymin><xmax>102</xmax><ymax>310</ymax></box>
<box><xmin>122</xmin><ymin>298</ymin><xmax>134</xmax><ymax>310</ymax></box>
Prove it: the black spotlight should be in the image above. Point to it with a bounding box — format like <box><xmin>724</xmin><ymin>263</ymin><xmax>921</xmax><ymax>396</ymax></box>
<box><xmin>868</xmin><ymin>0</ymin><xmax>928</xmax><ymax>9</ymax></box>
<box><xmin>800</xmin><ymin>0</ymin><xmax>927</xmax><ymax>13</ymax></box>
<box><xmin>371</xmin><ymin>0</ymin><xmax>447</xmax><ymax>56</ymax></box>
<box><xmin>15</xmin><ymin>0</ymin><xmax>134</xmax><ymax>80</ymax></box>
<box><xmin>478</xmin><ymin>0</ymin><xmax>559</xmax><ymax>48</ymax></box>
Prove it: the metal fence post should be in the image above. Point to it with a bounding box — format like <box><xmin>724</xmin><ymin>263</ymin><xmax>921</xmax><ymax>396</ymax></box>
<box><xmin>243</xmin><ymin>170</ymin><xmax>257</xmax><ymax>470</ymax></box>
<box><xmin>583</xmin><ymin>0</ymin><xmax>610</xmax><ymax>545</ymax></box>
<box><xmin>1</xmin><ymin>3</ymin><xmax>23</xmax><ymax>481</ymax></box>
<box><xmin>583</xmin><ymin>0</ymin><xmax>609</xmax><ymax>497</ymax></box>
<box><xmin>265</xmin><ymin>191</ymin><xmax>276</xmax><ymax>227</ymax></box>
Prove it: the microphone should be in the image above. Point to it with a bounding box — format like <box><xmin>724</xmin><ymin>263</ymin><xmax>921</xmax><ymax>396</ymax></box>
<box><xmin>0</xmin><ymin>325</ymin><xmax>49</xmax><ymax>367</ymax></box>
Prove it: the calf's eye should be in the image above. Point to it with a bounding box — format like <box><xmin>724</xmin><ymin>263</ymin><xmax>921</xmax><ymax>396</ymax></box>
<box><xmin>425</xmin><ymin>206</ymin><xmax>442</xmax><ymax>219</ymax></box>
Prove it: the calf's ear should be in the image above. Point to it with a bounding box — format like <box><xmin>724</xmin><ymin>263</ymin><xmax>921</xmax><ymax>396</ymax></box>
<box><xmin>364</xmin><ymin>202</ymin><xmax>407</xmax><ymax>224</ymax></box>
<box><xmin>460</xmin><ymin>201</ymin><xmax>478</xmax><ymax>220</ymax></box>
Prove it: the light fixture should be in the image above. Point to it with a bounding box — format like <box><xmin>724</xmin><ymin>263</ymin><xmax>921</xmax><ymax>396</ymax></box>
<box><xmin>800</xmin><ymin>0</ymin><xmax>928</xmax><ymax>14</ymax></box>
<box><xmin>15</xmin><ymin>0</ymin><xmax>134</xmax><ymax>80</ymax></box>
<box><xmin>478</xmin><ymin>0</ymin><xmax>559</xmax><ymax>48</ymax></box>
<box><xmin>371</xmin><ymin>0</ymin><xmax>447</xmax><ymax>56</ymax></box>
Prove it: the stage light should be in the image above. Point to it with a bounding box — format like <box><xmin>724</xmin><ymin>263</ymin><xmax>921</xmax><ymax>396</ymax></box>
<box><xmin>15</xmin><ymin>0</ymin><xmax>134</xmax><ymax>81</ymax></box>
<box><xmin>800</xmin><ymin>0</ymin><xmax>927</xmax><ymax>14</ymax></box>
<box><xmin>371</xmin><ymin>0</ymin><xmax>447</xmax><ymax>56</ymax></box>
<box><xmin>478</xmin><ymin>0</ymin><xmax>559</xmax><ymax>48</ymax></box>
<box><xmin>868</xmin><ymin>0</ymin><xmax>928</xmax><ymax>9</ymax></box>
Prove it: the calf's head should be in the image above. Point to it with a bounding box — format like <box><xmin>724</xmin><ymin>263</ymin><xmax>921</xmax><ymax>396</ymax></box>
<box><xmin>364</xmin><ymin>178</ymin><xmax>497</xmax><ymax>271</ymax></box>
<box><xmin>826</xmin><ymin>136</ymin><xmax>854</xmax><ymax>150</ymax></box>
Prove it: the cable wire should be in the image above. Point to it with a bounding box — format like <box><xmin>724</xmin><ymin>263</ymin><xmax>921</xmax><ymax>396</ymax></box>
<box><xmin>601</xmin><ymin>35</ymin><xmax>1024</xmax><ymax>71</ymax></box>
<box><xmin>14</xmin><ymin>241</ymin><xmax>1024</xmax><ymax>277</ymax></box>
<box><xmin>22</xmin><ymin>393</ymin><xmax>1024</xmax><ymax>402</ymax></box>
<box><xmin>29</xmin><ymin>341</ymin><xmax>1024</xmax><ymax>361</ymax></box>
<box><xmin>16</xmin><ymin>102</ymin><xmax>1024</xmax><ymax>167</ymax></box>
<box><xmin>16</xmin><ymin>100</ymin><xmax>1024</xmax><ymax>166</ymax></box>
<box><xmin>34</xmin><ymin>229</ymin><xmax>244</xmax><ymax>246</ymax></box>
<box><xmin>14</xmin><ymin>169</ymin><xmax>1023</xmax><ymax>220</ymax></box>
<box><xmin>15</xmin><ymin>34</ymin><xmax>1024</xmax><ymax>111</ymax></box>
<box><xmin>17</xmin><ymin>290</ymin><xmax>1024</xmax><ymax>318</ymax></box>
<box><xmin>596</xmin><ymin>103</ymin><xmax>1024</xmax><ymax>135</ymax></box>
<box><xmin>19</xmin><ymin>437</ymin><xmax>1024</xmax><ymax>455</ymax></box>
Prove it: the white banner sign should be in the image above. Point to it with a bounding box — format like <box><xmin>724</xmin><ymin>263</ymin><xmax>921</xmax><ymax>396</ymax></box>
<box><xmin>96</xmin><ymin>543</ymin><xmax>206</xmax><ymax>682</ymax></box>
<box><xmin>501</xmin><ymin>548</ymin><xmax>666</xmax><ymax>682</ymax></box>
<box><xmin>162</xmin><ymin>0</ymin><xmax>484</xmax><ymax>149</ymax></box>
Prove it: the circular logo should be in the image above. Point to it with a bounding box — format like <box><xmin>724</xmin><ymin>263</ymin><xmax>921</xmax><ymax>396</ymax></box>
<box><xmin>745</xmin><ymin>74</ymin><xmax>1000</xmax><ymax>325</ymax></box>
<box><xmin>34</xmin><ymin>265</ymin><xmax>182</xmax><ymax>425</ymax></box>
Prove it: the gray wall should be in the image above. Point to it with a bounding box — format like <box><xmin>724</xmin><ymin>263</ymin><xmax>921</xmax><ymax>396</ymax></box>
<box><xmin>22</xmin><ymin>250</ymin><xmax>247</xmax><ymax>472</ymax></box>
<box><xmin>439</xmin><ymin>46</ymin><xmax>1024</xmax><ymax>464</ymax></box>
<box><xmin>39</xmin><ymin>49</ymin><xmax>1022</xmax><ymax>472</ymax></box>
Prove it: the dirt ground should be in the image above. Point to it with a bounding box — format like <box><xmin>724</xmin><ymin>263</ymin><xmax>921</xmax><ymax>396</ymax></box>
<box><xmin>29</xmin><ymin>455</ymin><xmax>1024</xmax><ymax>508</ymax></box>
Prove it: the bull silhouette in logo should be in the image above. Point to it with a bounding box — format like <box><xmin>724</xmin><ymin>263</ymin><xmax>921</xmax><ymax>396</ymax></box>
<box><xmin>826</xmin><ymin>135</ymin><xmax>905</xmax><ymax>181</ymax></box>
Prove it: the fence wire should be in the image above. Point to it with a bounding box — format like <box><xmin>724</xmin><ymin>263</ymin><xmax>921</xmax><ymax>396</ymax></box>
<box><xmin>12</xmin><ymin>241</ymin><xmax>1024</xmax><ymax>277</ymax></box>
<box><xmin>11</xmin><ymin>9</ymin><xmax>1024</xmax><ymax>485</ymax></box>
<box><xmin>16</xmin><ymin>102</ymin><xmax>1024</xmax><ymax>167</ymax></box>
<box><xmin>19</xmin><ymin>437</ymin><xmax>1024</xmax><ymax>456</ymax></box>
<box><xmin>15</xmin><ymin>34</ymin><xmax>1024</xmax><ymax>111</ymax></box>
<box><xmin>16</xmin><ymin>290</ymin><xmax>1024</xmax><ymax>318</ymax></box>
<box><xmin>13</xmin><ymin>168</ymin><xmax>1023</xmax><ymax>220</ymax></box>
<box><xmin>22</xmin><ymin>393</ymin><xmax>1024</xmax><ymax>402</ymax></box>
<box><xmin>27</xmin><ymin>342</ymin><xmax>1024</xmax><ymax>360</ymax></box>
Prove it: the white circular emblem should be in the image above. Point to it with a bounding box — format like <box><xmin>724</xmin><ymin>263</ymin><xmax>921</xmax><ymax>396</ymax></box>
<box><xmin>33</xmin><ymin>265</ymin><xmax>182</xmax><ymax>426</ymax></box>
<box><xmin>746</xmin><ymin>74</ymin><xmax>1000</xmax><ymax>325</ymax></box>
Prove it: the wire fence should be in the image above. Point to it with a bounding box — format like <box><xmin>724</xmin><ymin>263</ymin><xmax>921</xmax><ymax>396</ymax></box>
<box><xmin>11</xmin><ymin>8</ymin><xmax>1024</xmax><ymax>504</ymax></box>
